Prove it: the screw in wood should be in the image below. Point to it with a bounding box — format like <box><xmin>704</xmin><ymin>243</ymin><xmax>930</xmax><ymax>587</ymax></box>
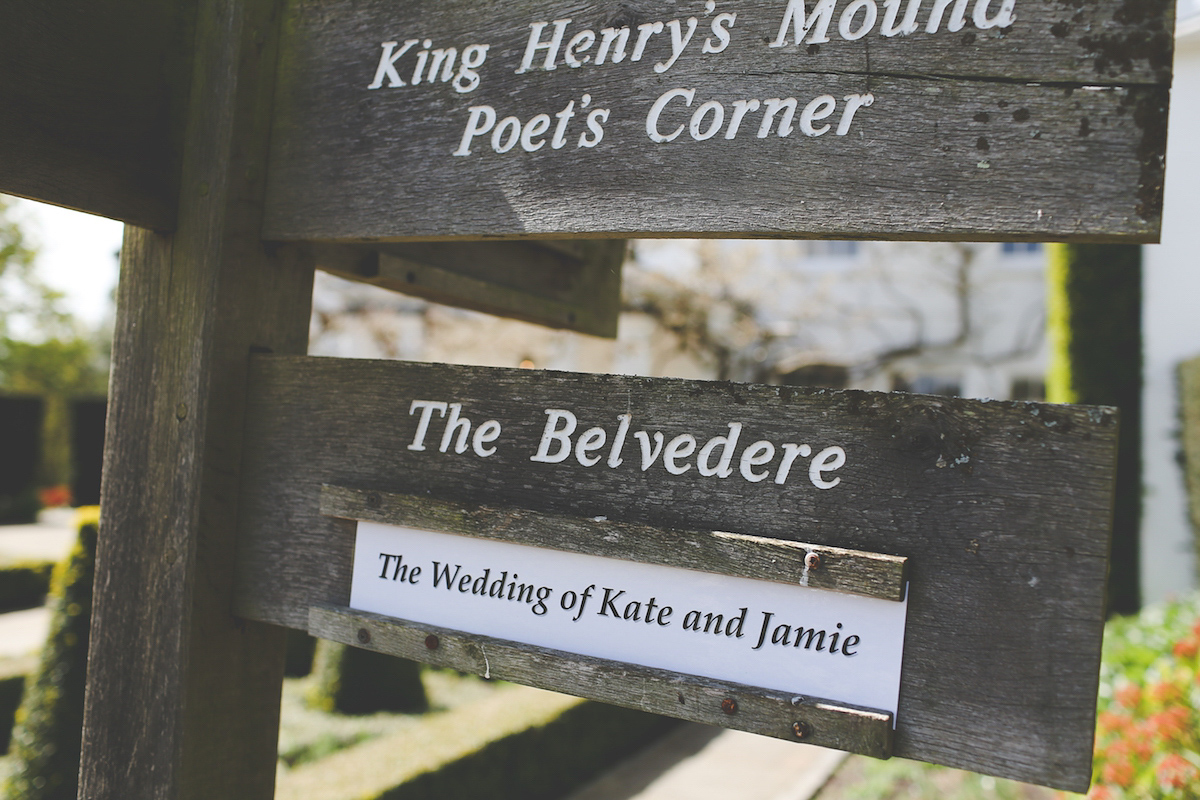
<box><xmin>366</xmin><ymin>492</ymin><xmax>382</xmax><ymax>509</ymax></box>
<box><xmin>793</xmin><ymin>721</ymin><xmax>812</xmax><ymax>739</ymax></box>
<box><xmin>356</xmin><ymin>627</ymin><xmax>371</xmax><ymax>644</ymax></box>
<box><xmin>721</xmin><ymin>698</ymin><xmax>738</xmax><ymax>715</ymax></box>
<box><xmin>425</xmin><ymin>634</ymin><xmax>440</xmax><ymax>650</ymax></box>
<box><xmin>804</xmin><ymin>551</ymin><xmax>821</xmax><ymax>570</ymax></box>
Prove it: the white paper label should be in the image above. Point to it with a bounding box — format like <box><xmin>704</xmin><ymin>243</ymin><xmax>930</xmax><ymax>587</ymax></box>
<box><xmin>350</xmin><ymin>521</ymin><xmax>907</xmax><ymax>716</ymax></box>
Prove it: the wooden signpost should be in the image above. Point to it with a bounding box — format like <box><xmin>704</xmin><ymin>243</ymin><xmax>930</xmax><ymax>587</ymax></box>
<box><xmin>262</xmin><ymin>0</ymin><xmax>1173</xmax><ymax>242</ymax></box>
<box><xmin>0</xmin><ymin>0</ymin><xmax>1173</xmax><ymax>797</ymax></box>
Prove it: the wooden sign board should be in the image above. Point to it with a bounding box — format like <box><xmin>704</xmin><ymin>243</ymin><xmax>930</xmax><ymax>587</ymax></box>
<box><xmin>262</xmin><ymin>0</ymin><xmax>1172</xmax><ymax>242</ymax></box>
<box><xmin>305</xmin><ymin>238</ymin><xmax>625</xmax><ymax>336</ymax></box>
<box><xmin>234</xmin><ymin>354</ymin><xmax>1117</xmax><ymax>792</ymax></box>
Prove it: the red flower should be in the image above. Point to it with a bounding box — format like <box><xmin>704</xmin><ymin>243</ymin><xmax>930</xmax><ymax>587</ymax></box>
<box><xmin>1148</xmin><ymin>707</ymin><xmax>1191</xmax><ymax>742</ymax></box>
<box><xmin>1157</xmin><ymin>753</ymin><xmax>1199</xmax><ymax>790</ymax></box>
<box><xmin>37</xmin><ymin>485</ymin><xmax>72</xmax><ymax>508</ymax></box>
<box><xmin>1150</xmin><ymin>680</ymin><xmax>1183</xmax><ymax>705</ymax></box>
<box><xmin>1087</xmin><ymin>785</ymin><xmax>1113</xmax><ymax>800</ymax></box>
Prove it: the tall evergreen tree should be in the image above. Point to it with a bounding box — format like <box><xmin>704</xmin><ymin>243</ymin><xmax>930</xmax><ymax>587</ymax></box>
<box><xmin>1046</xmin><ymin>243</ymin><xmax>1142</xmax><ymax>614</ymax></box>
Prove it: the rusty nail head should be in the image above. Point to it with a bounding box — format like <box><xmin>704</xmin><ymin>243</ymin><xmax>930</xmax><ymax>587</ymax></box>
<box><xmin>425</xmin><ymin>634</ymin><xmax>440</xmax><ymax>650</ymax></box>
<box><xmin>357</xmin><ymin>627</ymin><xmax>371</xmax><ymax>644</ymax></box>
<box><xmin>366</xmin><ymin>492</ymin><xmax>382</xmax><ymax>508</ymax></box>
<box><xmin>721</xmin><ymin>698</ymin><xmax>738</xmax><ymax>715</ymax></box>
<box><xmin>793</xmin><ymin>721</ymin><xmax>811</xmax><ymax>739</ymax></box>
<box><xmin>805</xmin><ymin>551</ymin><xmax>821</xmax><ymax>570</ymax></box>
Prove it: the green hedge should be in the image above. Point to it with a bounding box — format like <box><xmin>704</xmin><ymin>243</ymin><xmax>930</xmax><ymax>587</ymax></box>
<box><xmin>0</xmin><ymin>658</ymin><xmax>34</xmax><ymax>754</ymax></box>
<box><xmin>0</xmin><ymin>561</ymin><xmax>54</xmax><ymax>613</ymax></box>
<box><xmin>307</xmin><ymin>640</ymin><xmax>428</xmax><ymax>715</ymax></box>
<box><xmin>380</xmin><ymin>699</ymin><xmax>677</xmax><ymax>800</ymax></box>
<box><xmin>4</xmin><ymin>518</ymin><xmax>97</xmax><ymax>799</ymax></box>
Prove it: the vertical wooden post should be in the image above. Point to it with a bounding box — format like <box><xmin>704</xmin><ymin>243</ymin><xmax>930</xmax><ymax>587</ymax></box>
<box><xmin>79</xmin><ymin>0</ymin><xmax>314</xmax><ymax>797</ymax></box>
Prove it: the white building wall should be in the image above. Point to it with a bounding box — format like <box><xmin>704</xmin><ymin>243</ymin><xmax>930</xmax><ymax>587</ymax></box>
<box><xmin>1141</xmin><ymin>26</ymin><xmax>1200</xmax><ymax>602</ymax></box>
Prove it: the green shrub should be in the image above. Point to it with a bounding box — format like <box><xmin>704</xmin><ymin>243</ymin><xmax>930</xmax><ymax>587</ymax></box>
<box><xmin>284</xmin><ymin>630</ymin><xmax>317</xmax><ymax>677</ymax></box>
<box><xmin>1073</xmin><ymin>593</ymin><xmax>1200</xmax><ymax>799</ymax></box>
<box><xmin>307</xmin><ymin>640</ymin><xmax>428</xmax><ymax>715</ymax></box>
<box><xmin>0</xmin><ymin>561</ymin><xmax>53</xmax><ymax>612</ymax></box>
<box><xmin>0</xmin><ymin>658</ymin><xmax>34</xmax><ymax>754</ymax></box>
<box><xmin>0</xmin><ymin>491</ymin><xmax>39</xmax><ymax>526</ymax></box>
<box><xmin>3</xmin><ymin>516</ymin><xmax>97</xmax><ymax>799</ymax></box>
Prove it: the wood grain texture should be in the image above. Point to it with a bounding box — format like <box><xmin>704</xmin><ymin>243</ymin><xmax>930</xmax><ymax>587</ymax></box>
<box><xmin>78</xmin><ymin>0</ymin><xmax>315</xmax><ymax>797</ymax></box>
<box><xmin>234</xmin><ymin>355</ymin><xmax>1116</xmax><ymax>791</ymax></box>
<box><xmin>302</xmin><ymin>238</ymin><xmax>625</xmax><ymax>337</ymax></box>
<box><xmin>262</xmin><ymin>0</ymin><xmax>1172</xmax><ymax>242</ymax></box>
<box><xmin>309</xmin><ymin>603</ymin><xmax>895</xmax><ymax>758</ymax></box>
<box><xmin>0</xmin><ymin>0</ymin><xmax>194</xmax><ymax>228</ymax></box>
<box><xmin>320</xmin><ymin>484</ymin><xmax>908</xmax><ymax>600</ymax></box>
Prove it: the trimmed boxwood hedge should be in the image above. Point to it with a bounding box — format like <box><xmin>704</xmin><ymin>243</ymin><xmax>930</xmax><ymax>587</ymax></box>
<box><xmin>0</xmin><ymin>561</ymin><xmax>54</xmax><ymax>613</ymax></box>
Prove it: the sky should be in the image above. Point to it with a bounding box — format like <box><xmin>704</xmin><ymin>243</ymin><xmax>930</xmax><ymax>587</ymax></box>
<box><xmin>6</xmin><ymin>197</ymin><xmax>124</xmax><ymax>329</ymax></box>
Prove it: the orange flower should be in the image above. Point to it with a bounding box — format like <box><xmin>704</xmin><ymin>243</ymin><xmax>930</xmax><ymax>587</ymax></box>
<box><xmin>1150</xmin><ymin>680</ymin><xmax>1183</xmax><ymax>705</ymax></box>
<box><xmin>1116</xmin><ymin>684</ymin><xmax>1142</xmax><ymax>709</ymax></box>
<box><xmin>1102</xmin><ymin>758</ymin><xmax>1135</xmax><ymax>788</ymax></box>
<box><xmin>1175</xmin><ymin>637</ymin><xmax>1200</xmax><ymax>660</ymax></box>
<box><xmin>1097</xmin><ymin>711</ymin><xmax>1129</xmax><ymax>735</ymax></box>
<box><xmin>1148</xmin><ymin>707</ymin><xmax>1191</xmax><ymax>742</ymax></box>
<box><xmin>1087</xmin><ymin>785</ymin><xmax>1113</xmax><ymax>800</ymax></box>
<box><xmin>1157</xmin><ymin>753</ymin><xmax>1199</xmax><ymax>790</ymax></box>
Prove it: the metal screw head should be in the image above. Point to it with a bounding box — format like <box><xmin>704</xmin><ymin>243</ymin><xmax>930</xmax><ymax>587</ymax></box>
<box><xmin>793</xmin><ymin>721</ymin><xmax>812</xmax><ymax>739</ymax></box>
<box><xmin>425</xmin><ymin>634</ymin><xmax>440</xmax><ymax>650</ymax></box>
<box><xmin>366</xmin><ymin>492</ymin><xmax>382</xmax><ymax>509</ymax></box>
<box><xmin>356</xmin><ymin>627</ymin><xmax>371</xmax><ymax>644</ymax></box>
<box><xmin>804</xmin><ymin>551</ymin><xmax>821</xmax><ymax>570</ymax></box>
<box><xmin>721</xmin><ymin>698</ymin><xmax>738</xmax><ymax>715</ymax></box>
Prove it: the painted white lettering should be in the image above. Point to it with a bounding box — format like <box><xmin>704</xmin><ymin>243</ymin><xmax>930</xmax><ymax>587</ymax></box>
<box><xmin>739</xmin><ymin>440</ymin><xmax>775</xmax><ymax>482</ymax></box>
<box><xmin>758</xmin><ymin>98</ymin><xmax>798</xmax><ymax>138</ymax></box>
<box><xmin>608</xmin><ymin>414</ymin><xmax>631</xmax><ymax>468</ymax></box>
<box><xmin>454</xmin><ymin>44</ymin><xmax>489</xmax><ymax>93</ymax></box>
<box><xmin>810</xmin><ymin>446</ymin><xmax>847</xmax><ymax>489</ymax></box>
<box><xmin>552</xmin><ymin>100</ymin><xmax>576</xmax><ymax>149</ymax></box>
<box><xmin>575</xmin><ymin>427</ymin><xmax>607</xmax><ymax>466</ymax></box>
<box><xmin>407</xmin><ymin>400</ymin><xmax>448</xmax><ymax>451</ymax></box>
<box><xmin>521</xmin><ymin>114</ymin><xmax>552</xmax><ymax>152</ymax></box>
<box><xmin>656</xmin><ymin>18</ymin><xmax>698</xmax><ymax>73</ymax></box>
<box><xmin>725</xmin><ymin>99</ymin><xmax>760</xmax><ymax>139</ymax></box>
<box><xmin>837</xmin><ymin>93</ymin><xmax>874</xmax><ymax>135</ymax></box>
<box><xmin>516</xmin><ymin>19</ymin><xmax>572</xmax><ymax>73</ymax></box>
<box><xmin>647</xmin><ymin>88</ymin><xmax>695</xmax><ymax>143</ymax></box>
<box><xmin>690</xmin><ymin>100</ymin><xmax>725</xmax><ymax>141</ymax></box>
<box><xmin>774</xmin><ymin>443</ymin><xmax>812</xmax><ymax>485</ymax></box>
<box><xmin>839</xmin><ymin>0</ymin><xmax>878</xmax><ymax>39</ymax></box>
<box><xmin>635</xmin><ymin>431</ymin><xmax>665</xmax><ymax>471</ymax></box>
<box><xmin>472</xmin><ymin>420</ymin><xmax>501</xmax><ymax>457</ymax></box>
<box><xmin>800</xmin><ymin>95</ymin><xmax>837</xmax><ymax>136</ymax></box>
<box><xmin>770</xmin><ymin>0</ymin><xmax>836</xmax><ymax>46</ymax></box>
<box><xmin>367</xmin><ymin>40</ymin><xmax>418</xmax><ymax>89</ymax></box>
<box><xmin>664</xmin><ymin>434</ymin><xmax>697</xmax><ymax>475</ymax></box>
<box><xmin>492</xmin><ymin>116</ymin><xmax>522</xmax><ymax>153</ymax></box>
<box><xmin>427</xmin><ymin>48</ymin><xmax>457</xmax><ymax>83</ymax></box>
<box><xmin>439</xmin><ymin>403</ymin><xmax>471</xmax><ymax>453</ymax></box>
<box><xmin>697</xmin><ymin>423</ymin><xmax>742</xmax><ymax>477</ymax></box>
<box><xmin>882</xmin><ymin>0</ymin><xmax>922</xmax><ymax>35</ymax></box>
<box><xmin>531</xmin><ymin>409</ymin><xmax>578</xmax><ymax>463</ymax></box>
<box><xmin>925</xmin><ymin>0</ymin><xmax>969</xmax><ymax>32</ymax></box>
<box><xmin>411</xmin><ymin>39</ymin><xmax>432</xmax><ymax>85</ymax></box>
<box><xmin>454</xmin><ymin>105</ymin><xmax>496</xmax><ymax>156</ymax></box>
<box><xmin>579</xmin><ymin>107</ymin><xmax>609</xmax><ymax>148</ymax></box>
<box><xmin>631</xmin><ymin>21</ymin><xmax>665</xmax><ymax>61</ymax></box>
<box><xmin>703</xmin><ymin>12</ymin><xmax>737</xmax><ymax>53</ymax></box>
<box><xmin>973</xmin><ymin>0</ymin><xmax>1015</xmax><ymax>28</ymax></box>
<box><xmin>565</xmin><ymin>30</ymin><xmax>596</xmax><ymax>66</ymax></box>
<box><xmin>596</xmin><ymin>27</ymin><xmax>631</xmax><ymax>64</ymax></box>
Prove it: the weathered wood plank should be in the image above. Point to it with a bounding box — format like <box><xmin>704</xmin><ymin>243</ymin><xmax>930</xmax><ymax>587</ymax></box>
<box><xmin>1182</xmin><ymin>356</ymin><xmax>1200</xmax><ymax>571</ymax></box>
<box><xmin>262</xmin><ymin>0</ymin><xmax>1172</xmax><ymax>242</ymax></box>
<box><xmin>78</xmin><ymin>0</ymin><xmax>316</xmax><ymax>797</ymax></box>
<box><xmin>0</xmin><ymin>0</ymin><xmax>194</xmax><ymax>228</ymax></box>
<box><xmin>304</xmin><ymin>238</ymin><xmax>625</xmax><ymax>337</ymax></box>
<box><xmin>309</xmin><ymin>603</ymin><xmax>895</xmax><ymax>758</ymax></box>
<box><xmin>321</xmin><ymin>484</ymin><xmax>908</xmax><ymax>600</ymax></box>
<box><xmin>234</xmin><ymin>355</ymin><xmax>1115</xmax><ymax>791</ymax></box>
